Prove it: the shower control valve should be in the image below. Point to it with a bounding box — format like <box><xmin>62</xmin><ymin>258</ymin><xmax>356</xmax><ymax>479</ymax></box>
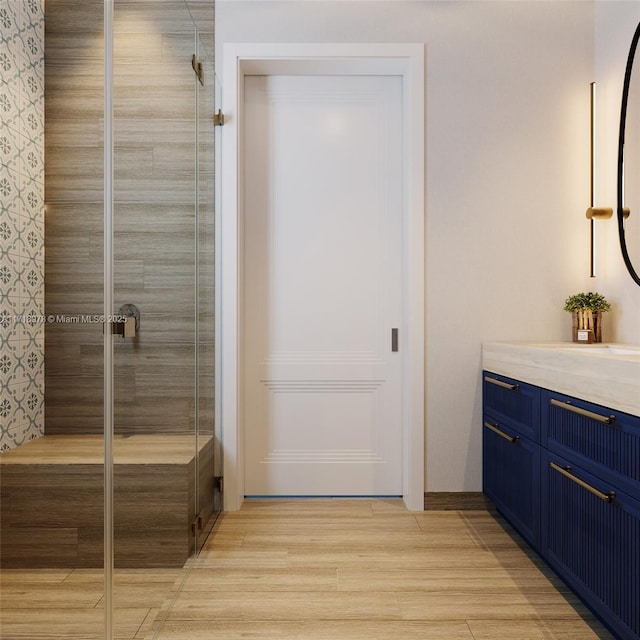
<box><xmin>111</xmin><ymin>303</ymin><xmax>140</xmax><ymax>338</ymax></box>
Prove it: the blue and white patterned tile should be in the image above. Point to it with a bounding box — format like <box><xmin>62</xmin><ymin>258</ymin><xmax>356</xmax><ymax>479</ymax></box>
<box><xmin>0</xmin><ymin>40</ymin><xmax>21</xmax><ymax>90</ymax></box>
<box><xmin>1</xmin><ymin>381</ymin><xmax>27</xmax><ymax>444</ymax></box>
<box><xmin>23</xmin><ymin>388</ymin><xmax>44</xmax><ymax>433</ymax></box>
<box><xmin>18</xmin><ymin>173</ymin><xmax>42</xmax><ymax>221</ymax></box>
<box><xmin>23</xmin><ymin>56</ymin><xmax>42</xmax><ymax>94</ymax></box>
<box><xmin>0</xmin><ymin>3</ymin><xmax>20</xmax><ymax>49</ymax></box>
<box><xmin>0</xmin><ymin>46</ymin><xmax>15</xmax><ymax>81</ymax></box>
<box><xmin>23</xmin><ymin>332</ymin><xmax>43</xmax><ymax>379</ymax></box>
<box><xmin>0</xmin><ymin>248</ymin><xmax>20</xmax><ymax>296</ymax></box>
<box><xmin>26</xmin><ymin>420</ymin><xmax>43</xmax><ymax>444</ymax></box>
<box><xmin>0</xmin><ymin>288</ymin><xmax>23</xmax><ymax>342</ymax></box>
<box><xmin>23</xmin><ymin>0</ymin><xmax>44</xmax><ymax>22</ymax></box>
<box><xmin>0</xmin><ymin>207</ymin><xmax>20</xmax><ymax>256</ymax></box>
<box><xmin>0</xmin><ymin>338</ymin><xmax>23</xmax><ymax>388</ymax></box>
<box><xmin>0</xmin><ymin>163</ymin><xmax>21</xmax><ymax>212</ymax></box>
<box><xmin>19</xmin><ymin>25</ymin><xmax>42</xmax><ymax>65</ymax></box>
<box><xmin>19</xmin><ymin>61</ymin><xmax>42</xmax><ymax>104</ymax></box>
<box><xmin>24</xmin><ymin>365</ymin><xmax>43</xmax><ymax>399</ymax></box>
<box><xmin>19</xmin><ymin>253</ymin><xmax>44</xmax><ymax>303</ymax></box>
<box><xmin>3</xmin><ymin>1</ymin><xmax>28</xmax><ymax>29</ymax></box>
<box><xmin>2</xmin><ymin>408</ymin><xmax>31</xmax><ymax>450</ymax></box>
<box><xmin>1</xmin><ymin>22</ymin><xmax>28</xmax><ymax>79</ymax></box>
<box><xmin>18</xmin><ymin>210</ymin><xmax>43</xmax><ymax>259</ymax></box>
<box><xmin>0</xmin><ymin>124</ymin><xmax>21</xmax><ymax>173</ymax></box>
<box><xmin>0</xmin><ymin>297</ymin><xmax>13</xmax><ymax>332</ymax></box>
<box><xmin>5</xmin><ymin>2</ymin><xmax>28</xmax><ymax>32</ymax></box>
<box><xmin>24</xmin><ymin>90</ymin><xmax>44</xmax><ymax>148</ymax></box>
<box><xmin>0</xmin><ymin>0</ymin><xmax>44</xmax><ymax>454</ymax></box>
<box><xmin>0</xmin><ymin>410</ymin><xmax>25</xmax><ymax>451</ymax></box>
<box><xmin>18</xmin><ymin>98</ymin><xmax>42</xmax><ymax>143</ymax></box>
<box><xmin>18</xmin><ymin>130</ymin><xmax>42</xmax><ymax>182</ymax></box>
<box><xmin>20</xmin><ymin>301</ymin><xmax>44</xmax><ymax>344</ymax></box>
<box><xmin>0</xmin><ymin>78</ymin><xmax>21</xmax><ymax>133</ymax></box>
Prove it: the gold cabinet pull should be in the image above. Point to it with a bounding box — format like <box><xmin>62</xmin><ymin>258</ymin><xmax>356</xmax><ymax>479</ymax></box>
<box><xmin>549</xmin><ymin>462</ymin><xmax>615</xmax><ymax>503</ymax></box>
<box><xmin>550</xmin><ymin>398</ymin><xmax>615</xmax><ymax>424</ymax></box>
<box><xmin>484</xmin><ymin>376</ymin><xmax>519</xmax><ymax>391</ymax></box>
<box><xmin>484</xmin><ymin>421</ymin><xmax>520</xmax><ymax>443</ymax></box>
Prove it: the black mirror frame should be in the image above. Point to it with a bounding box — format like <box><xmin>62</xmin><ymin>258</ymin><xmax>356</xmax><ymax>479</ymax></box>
<box><xmin>617</xmin><ymin>21</ymin><xmax>640</xmax><ymax>287</ymax></box>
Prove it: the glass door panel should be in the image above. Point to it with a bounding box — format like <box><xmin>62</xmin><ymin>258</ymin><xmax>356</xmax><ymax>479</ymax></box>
<box><xmin>111</xmin><ymin>0</ymin><xmax>198</xmax><ymax>636</ymax></box>
<box><xmin>1</xmin><ymin>1</ymin><xmax>106</xmax><ymax>638</ymax></box>
<box><xmin>195</xmin><ymin>28</ymin><xmax>219</xmax><ymax>552</ymax></box>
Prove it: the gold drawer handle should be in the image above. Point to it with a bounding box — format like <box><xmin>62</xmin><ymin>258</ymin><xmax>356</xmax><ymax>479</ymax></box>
<box><xmin>484</xmin><ymin>421</ymin><xmax>520</xmax><ymax>443</ymax></box>
<box><xmin>549</xmin><ymin>462</ymin><xmax>615</xmax><ymax>503</ymax></box>
<box><xmin>550</xmin><ymin>398</ymin><xmax>616</xmax><ymax>425</ymax></box>
<box><xmin>484</xmin><ymin>376</ymin><xmax>519</xmax><ymax>391</ymax></box>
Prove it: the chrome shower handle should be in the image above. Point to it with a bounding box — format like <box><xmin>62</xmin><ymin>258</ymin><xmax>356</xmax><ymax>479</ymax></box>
<box><xmin>113</xmin><ymin>303</ymin><xmax>140</xmax><ymax>338</ymax></box>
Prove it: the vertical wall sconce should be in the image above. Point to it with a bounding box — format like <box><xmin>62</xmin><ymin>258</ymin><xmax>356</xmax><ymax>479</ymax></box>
<box><xmin>585</xmin><ymin>82</ymin><xmax>613</xmax><ymax>277</ymax></box>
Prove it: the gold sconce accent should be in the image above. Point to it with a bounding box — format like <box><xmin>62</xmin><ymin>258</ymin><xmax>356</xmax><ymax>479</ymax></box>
<box><xmin>584</xmin><ymin>82</ymin><xmax>631</xmax><ymax>277</ymax></box>
<box><xmin>586</xmin><ymin>207</ymin><xmax>613</xmax><ymax>219</ymax></box>
<box><xmin>586</xmin><ymin>82</ymin><xmax>599</xmax><ymax>277</ymax></box>
<box><xmin>584</xmin><ymin>83</ymin><xmax>607</xmax><ymax>276</ymax></box>
<box><xmin>586</xmin><ymin>207</ymin><xmax>629</xmax><ymax>220</ymax></box>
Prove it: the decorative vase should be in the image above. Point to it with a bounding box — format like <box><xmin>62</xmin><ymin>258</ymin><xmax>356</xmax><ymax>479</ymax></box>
<box><xmin>572</xmin><ymin>310</ymin><xmax>602</xmax><ymax>343</ymax></box>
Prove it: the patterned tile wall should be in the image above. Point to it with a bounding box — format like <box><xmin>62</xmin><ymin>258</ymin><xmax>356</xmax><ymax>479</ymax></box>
<box><xmin>0</xmin><ymin>0</ymin><xmax>44</xmax><ymax>451</ymax></box>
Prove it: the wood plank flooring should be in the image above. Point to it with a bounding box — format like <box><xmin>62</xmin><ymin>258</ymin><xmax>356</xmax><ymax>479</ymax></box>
<box><xmin>0</xmin><ymin>499</ymin><xmax>616</xmax><ymax>640</ymax></box>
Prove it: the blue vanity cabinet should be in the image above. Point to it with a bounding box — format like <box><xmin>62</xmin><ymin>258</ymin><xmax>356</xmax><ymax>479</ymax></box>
<box><xmin>542</xmin><ymin>450</ymin><xmax>640</xmax><ymax>640</ymax></box>
<box><xmin>482</xmin><ymin>372</ymin><xmax>541</xmax><ymax>547</ymax></box>
<box><xmin>483</xmin><ymin>370</ymin><xmax>640</xmax><ymax>640</ymax></box>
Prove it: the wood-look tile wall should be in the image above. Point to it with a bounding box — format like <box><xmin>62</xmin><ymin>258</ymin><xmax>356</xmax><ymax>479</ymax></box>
<box><xmin>44</xmin><ymin>0</ymin><xmax>215</xmax><ymax>436</ymax></box>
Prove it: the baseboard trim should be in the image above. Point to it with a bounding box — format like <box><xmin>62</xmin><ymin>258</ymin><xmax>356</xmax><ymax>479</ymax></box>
<box><xmin>424</xmin><ymin>492</ymin><xmax>493</xmax><ymax>511</ymax></box>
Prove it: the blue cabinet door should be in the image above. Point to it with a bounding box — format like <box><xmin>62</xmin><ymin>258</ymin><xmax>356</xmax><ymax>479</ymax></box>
<box><xmin>542</xmin><ymin>450</ymin><xmax>640</xmax><ymax>640</ymax></box>
<box><xmin>483</xmin><ymin>418</ymin><xmax>540</xmax><ymax>548</ymax></box>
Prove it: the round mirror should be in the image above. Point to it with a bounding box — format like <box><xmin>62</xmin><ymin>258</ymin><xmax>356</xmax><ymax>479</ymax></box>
<box><xmin>618</xmin><ymin>21</ymin><xmax>640</xmax><ymax>287</ymax></box>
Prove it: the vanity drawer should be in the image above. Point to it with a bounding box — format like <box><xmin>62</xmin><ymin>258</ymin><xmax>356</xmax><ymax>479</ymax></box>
<box><xmin>542</xmin><ymin>450</ymin><xmax>640</xmax><ymax>640</ymax></box>
<box><xmin>483</xmin><ymin>371</ymin><xmax>541</xmax><ymax>442</ymax></box>
<box><xmin>542</xmin><ymin>390</ymin><xmax>640</xmax><ymax>500</ymax></box>
<box><xmin>482</xmin><ymin>417</ymin><xmax>540</xmax><ymax>548</ymax></box>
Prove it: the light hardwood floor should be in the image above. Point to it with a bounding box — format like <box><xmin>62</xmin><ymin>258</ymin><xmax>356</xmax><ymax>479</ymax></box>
<box><xmin>1</xmin><ymin>499</ymin><xmax>615</xmax><ymax>640</ymax></box>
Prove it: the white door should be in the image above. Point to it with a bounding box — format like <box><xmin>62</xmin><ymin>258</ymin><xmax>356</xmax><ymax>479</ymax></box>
<box><xmin>243</xmin><ymin>74</ymin><xmax>403</xmax><ymax>496</ymax></box>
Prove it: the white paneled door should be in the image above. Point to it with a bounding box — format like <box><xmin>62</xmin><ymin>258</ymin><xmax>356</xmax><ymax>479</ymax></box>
<box><xmin>243</xmin><ymin>74</ymin><xmax>404</xmax><ymax>496</ymax></box>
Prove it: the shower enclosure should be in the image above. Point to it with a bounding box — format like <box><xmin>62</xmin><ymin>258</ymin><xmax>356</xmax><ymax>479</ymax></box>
<box><xmin>0</xmin><ymin>1</ymin><xmax>219</xmax><ymax>637</ymax></box>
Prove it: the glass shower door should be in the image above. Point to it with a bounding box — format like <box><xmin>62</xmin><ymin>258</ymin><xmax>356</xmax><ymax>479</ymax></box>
<box><xmin>109</xmin><ymin>0</ymin><xmax>208</xmax><ymax>636</ymax></box>
<box><xmin>195</xmin><ymin>28</ymin><xmax>219</xmax><ymax>553</ymax></box>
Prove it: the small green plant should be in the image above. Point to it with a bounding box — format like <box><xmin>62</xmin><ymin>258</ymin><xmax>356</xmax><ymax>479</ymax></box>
<box><xmin>564</xmin><ymin>292</ymin><xmax>610</xmax><ymax>341</ymax></box>
<box><xmin>563</xmin><ymin>291</ymin><xmax>611</xmax><ymax>313</ymax></box>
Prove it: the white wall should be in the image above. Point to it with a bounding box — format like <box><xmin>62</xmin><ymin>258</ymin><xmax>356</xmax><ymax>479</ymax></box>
<box><xmin>216</xmin><ymin>0</ymin><xmax>597</xmax><ymax>491</ymax></box>
<box><xmin>595</xmin><ymin>2</ymin><xmax>640</xmax><ymax>344</ymax></box>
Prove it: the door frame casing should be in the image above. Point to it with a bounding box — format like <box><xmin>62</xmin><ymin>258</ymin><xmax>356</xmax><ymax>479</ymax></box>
<box><xmin>218</xmin><ymin>42</ymin><xmax>425</xmax><ymax>511</ymax></box>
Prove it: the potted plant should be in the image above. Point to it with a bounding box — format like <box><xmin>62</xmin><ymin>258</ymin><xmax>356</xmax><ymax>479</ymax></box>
<box><xmin>564</xmin><ymin>292</ymin><xmax>611</xmax><ymax>343</ymax></box>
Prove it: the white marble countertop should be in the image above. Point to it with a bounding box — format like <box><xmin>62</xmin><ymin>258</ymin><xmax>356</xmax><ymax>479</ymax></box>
<box><xmin>482</xmin><ymin>341</ymin><xmax>640</xmax><ymax>417</ymax></box>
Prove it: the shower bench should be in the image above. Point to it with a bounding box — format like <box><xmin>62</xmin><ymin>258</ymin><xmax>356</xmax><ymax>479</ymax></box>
<box><xmin>0</xmin><ymin>434</ymin><xmax>215</xmax><ymax>568</ymax></box>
